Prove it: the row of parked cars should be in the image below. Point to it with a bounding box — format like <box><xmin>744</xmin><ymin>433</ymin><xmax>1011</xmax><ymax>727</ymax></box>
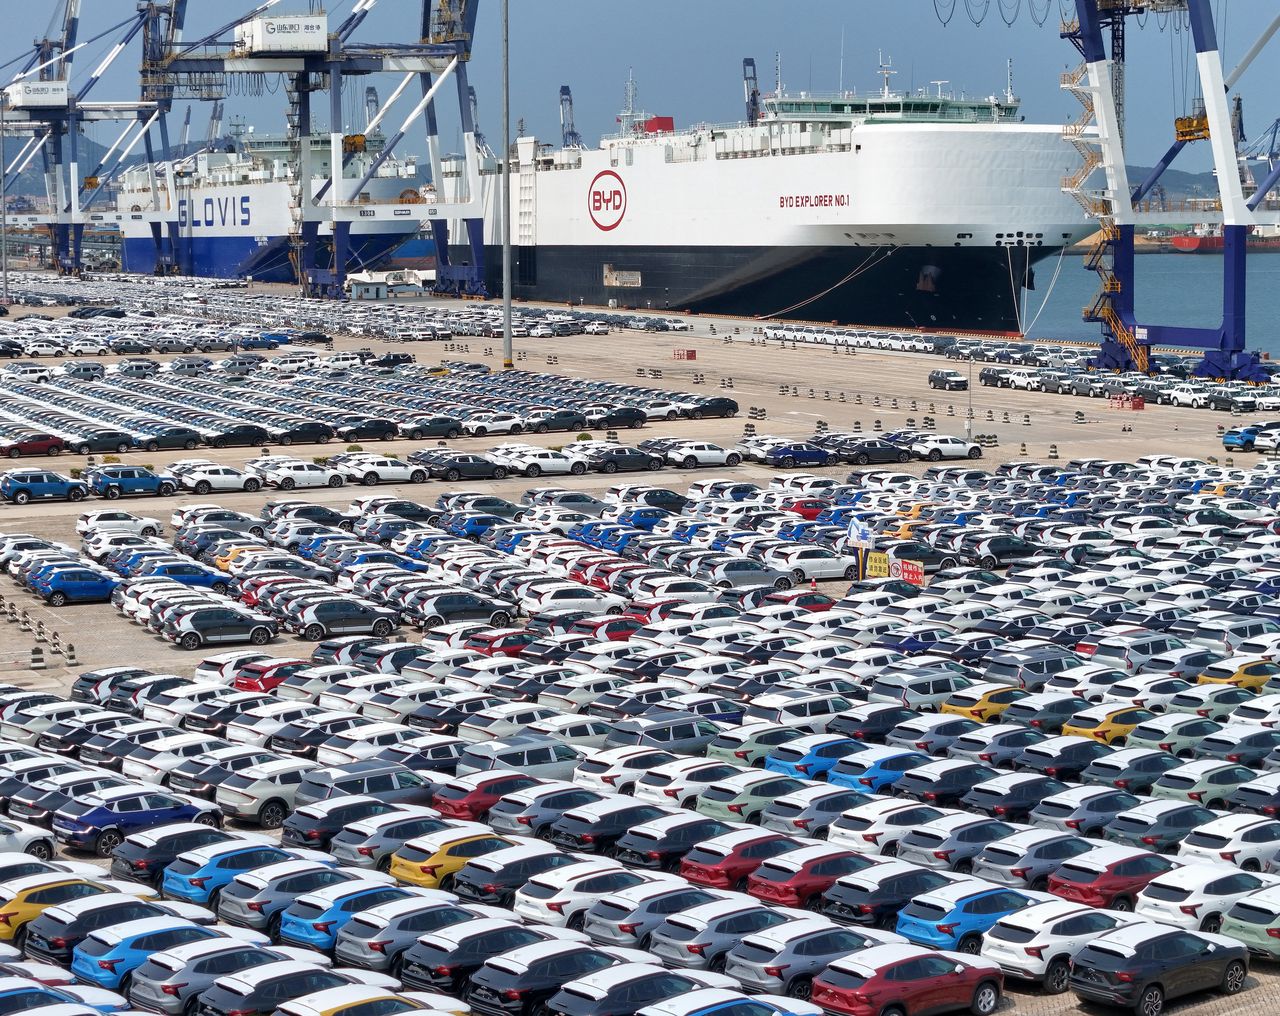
<box><xmin>0</xmin><ymin>356</ymin><xmax>741</xmax><ymax>460</ymax></box>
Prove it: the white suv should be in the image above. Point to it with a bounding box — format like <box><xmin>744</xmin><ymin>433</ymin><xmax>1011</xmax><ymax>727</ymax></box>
<box><xmin>910</xmin><ymin>434</ymin><xmax>982</xmax><ymax>461</ymax></box>
<box><xmin>665</xmin><ymin>442</ymin><xmax>742</xmax><ymax>468</ymax></box>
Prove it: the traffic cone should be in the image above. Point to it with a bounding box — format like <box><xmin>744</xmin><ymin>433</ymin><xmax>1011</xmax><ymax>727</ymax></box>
<box><xmin>810</xmin><ymin>577</ymin><xmax>817</xmax><ymax>592</ymax></box>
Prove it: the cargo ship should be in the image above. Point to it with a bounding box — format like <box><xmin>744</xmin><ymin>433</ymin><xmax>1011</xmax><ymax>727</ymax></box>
<box><xmin>431</xmin><ymin>72</ymin><xmax>1092</xmax><ymax>333</ymax></box>
<box><xmin>113</xmin><ymin>127</ymin><xmax>423</xmax><ymax>281</ymax></box>
<box><xmin>1171</xmin><ymin>224</ymin><xmax>1280</xmax><ymax>253</ymax></box>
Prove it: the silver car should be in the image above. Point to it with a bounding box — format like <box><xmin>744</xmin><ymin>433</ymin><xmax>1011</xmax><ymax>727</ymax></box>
<box><xmin>895</xmin><ymin>814</ymin><xmax>1019</xmax><ymax>872</ymax></box>
<box><xmin>723</xmin><ymin>919</ymin><xmax>901</xmax><ymax>994</ymax></box>
<box><xmin>333</xmin><ymin>894</ymin><xmax>505</xmax><ymax>971</ymax></box>
<box><xmin>127</xmin><ymin>938</ymin><xmax>320</xmax><ymax>1014</ymax></box>
<box><xmin>328</xmin><ymin>809</ymin><xmax>466</xmax><ymax>870</ymax></box>
<box><xmin>216</xmin><ymin>859</ymin><xmax>391</xmax><ymax>932</ymax></box>
<box><xmin>647</xmin><ymin>898</ymin><xmax>800</xmax><ymax>970</ymax></box>
<box><xmin>759</xmin><ymin>785</ymin><xmax>867</xmax><ymax>838</ymax></box>
<box><xmin>487</xmin><ymin>782</ymin><xmax>605</xmax><ymax>837</ymax></box>
<box><xmin>970</xmin><ymin>829</ymin><xmax>1095</xmax><ymax>889</ymax></box>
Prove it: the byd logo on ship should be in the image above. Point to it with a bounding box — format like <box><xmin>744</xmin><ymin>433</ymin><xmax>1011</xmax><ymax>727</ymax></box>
<box><xmin>588</xmin><ymin>170</ymin><xmax>626</xmax><ymax>231</ymax></box>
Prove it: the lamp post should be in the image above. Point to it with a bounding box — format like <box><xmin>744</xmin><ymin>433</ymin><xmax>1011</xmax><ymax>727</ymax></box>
<box><xmin>500</xmin><ymin>0</ymin><xmax>512</xmax><ymax>370</ymax></box>
<box><xmin>965</xmin><ymin>352</ymin><xmax>974</xmax><ymax>440</ymax></box>
<box><xmin>1</xmin><ymin>93</ymin><xmax>8</xmax><ymax>304</ymax></box>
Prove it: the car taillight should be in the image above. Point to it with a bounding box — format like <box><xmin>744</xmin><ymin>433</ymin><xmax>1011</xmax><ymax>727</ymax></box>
<box><xmin>1064</xmin><ymin>819</ymin><xmax>1082</xmax><ymax>830</ymax></box>
<box><xmin>915</xmin><ymin>742</ymin><xmax>930</xmax><ymax>750</ymax></box>
<box><xmin>1141</xmin><ymin>836</ymin><xmax>1159</xmax><ymax>846</ymax></box>
<box><xmin>305</xmin><ymin>829</ymin><xmax>322</xmax><ymax>840</ymax></box>
<box><xmin>1024</xmin><ymin>946</ymin><xmax>1043</xmax><ymax>958</ymax></box>
<box><xmin>546</xmin><ymin>901</ymin><xmax>564</xmax><ymax>913</ymax></box>
<box><xmin>858</xmin><ymin>777</ymin><xmax>876</xmax><ymax>787</ymax></box>
<box><xmin>516</xmin><ymin>816</ymin><xmax>532</xmax><ymax>825</ymax></box>
<box><xmin>1226</xmin><ymin>754</ymin><xmax>1242</xmax><ymax>763</ymax></box>
<box><xmin>861</xmin><ymin>831</ymin><xmax>881</xmax><ymax>843</ymax></box>
<box><xmin>663</xmin><ymin>788</ymin><xmax>680</xmax><ymax>798</ymax></box>
<box><xmin>98</xmin><ymin>959</ymin><xmax>120</xmax><ymax>972</ymax></box>
<box><xmin>189</xmin><ymin>876</ymin><xmax>208</xmax><ymax>888</ymax></box>
<box><xmin>686</xmin><ymin>943</ymin><xmax>706</xmax><ymax>955</ymax></box>
<box><xmin>619</xmin><ymin>922</ymin><xmax>640</xmax><ymax>935</ymax></box>
<box><xmin>1158</xmin><ymin>742</ymin><xmax>1173</xmax><ymax>751</ymax></box>
<box><xmin>312</xmin><ymin>921</ymin><xmax>334</xmax><ymax>932</ymax></box>
<box><xmin>433</xmin><ymin>965</ymin><xmax>457</xmax><ymax>976</ymax></box>
<box><xmin>419</xmin><ymin>864</ymin><xmax>441</xmax><ymax>875</ymax></box>
<box><xmin>1114</xmin><ymin>779</ymin><xmax>1130</xmax><ymax>789</ymax></box>
<box><xmin>796</xmin><ymin>763</ymin><xmax>811</xmax><ymax>774</ymax></box>
<box><xmin>936</xmin><ymin>923</ymin><xmax>957</xmax><ymax>935</ymax></box>
<box><xmin>923</xmin><ymin>792</ymin><xmax>938</xmax><ymax>802</ymax></box>
<box><xmin>1187</xmin><ymin>791</ymin><xmax>1203</xmax><ymax>801</ymax></box>
<box><xmin>1011</xmin><ymin>867</ymin><xmax>1030</xmax><ymax>879</ymax></box>
<box><xmin>764</xmin><ymin>965</ymin><xmax>790</xmax><ymax>978</ymax></box>
<box><xmin>1267</xmin><ymin>928</ymin><xmax>1280</xmax><ymax>939</ymax></box>
<box><xmin>1030</xmin><ymin>719</ymin><xmax>1043</xmax><ymax>728</ymax></box>
<box><xmin>503</xmin><ymin>989</ymin><xmax>527</xmax><ymax>1001</ymax></box>
<box><xmin>978</xmin><ymin>753</ymin><xmax>994</xmax><ymax>762</ymax></box>
<box><xmin>245</xmin><ymin>901</ymin><xmax>265</xmax><ymax>912</ymax></box>
<box><xmin>1116</xmin><ymin>972</ymin><xmax>1135</xmax><ymax>983</ymax></box>
<box><xmin>1180</xmin><ymin>904</ymin><xmax>1201</xmax><ymax>917</ymax></box>
<box><xmin>734</xmin><ymin>750</ymin><xmax>750</xmax><ymax>759</ymax></box>
<box><xmin>161</xmin><ymin>983</ymin><xmax>188</xmax><ymax>996</ymax></box>
<box><xmin>131</xmin><ymin>859</ymin><xmax>150</xmax><ymax>870</ymax></box>
<box><xmin>601</xmin><ymin>774</ymin><xmax>618</xmax><ymax>785</ymax></box>
<box><xmin>994</xmin><ymin>806</ymin><xmax>1008</xmax><ymax>815</ymax></box>
<box><xmin>357</xmin><ymin>846</ymin><xmax>375</xmax><ymax>856</ymax></box>
<box><xmin>933</xmin><ymin>849</ymin><xmax>954</xmax><ymax>861</ymax></box>
<box><xmin>368</xmin><ymin>940</ymin><xmax>390</xmax><ymax>953</ymax></box>
<box><xmin>728</xmin><ymin>804</ymin><xmax>744</xmax><ymax>814</ymax></box>
<box><xmin>48</xmin><ymin>936</ymin><xmax>69</xmax><ymax>948</ymax></box>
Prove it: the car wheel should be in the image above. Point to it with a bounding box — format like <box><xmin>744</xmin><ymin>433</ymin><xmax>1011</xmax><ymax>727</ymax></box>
<box><xmin>1137</xmin><ymin>984</ymin><xmax>1163</xmax><ymax>1016</ymax></box>
<box><xmin>957</xmin><ymin>934</ymin><xmax>981</xmax><ymax>955</ymax></box>
<box><xmin>372</xmin><ymin>619</ymin><xmax>393</xmax><ymax>638</ymax></box>
<box><xmin>526</xmin><ymin>464</ymin><xmax>542</xmax><ymax>478</ymax></box>
<box><xmin>410</xmin><ymin>470</ymin><xmax>427</xmax><ymax>484</ymax></box>
<box><xmin>7</xmin><ymin>448</ymin><xmax>22</xmax><ymax>460</ymax></box>
<box><xmin>648</xmin><ymin>458</ymin><xmax>663</xmax><ymax>470</ymax></box>
<box><xmin>25</xmin><ymin>839</ymin><xmax>53</xmax><ymax>860</ymax></box>
<box><xmin>792</xmin><ymin>568</ymin><xmax>807</xmax><ymax>582</ymax></box>
<box><xmin>781</xmin><ymin>455</ymin><xmax>796</xmax><ymax>468</ymax></box>
<box><xmin>1043</xmin><ymin>958</ymin><xmax>1070</xmax><ymax>995</ymax></box>
<box><xmin>258</xmin><ymin>800</ymin><xmax>287</xmax><ymax>829</ymax></box>
<box><xmin>1200</xmin><ymin>913</ymin><xmax>1223</xmax><ymax>934</ymax></box>
<box><xmin>180</xmin><ymin>632</ymin><xmax>202</xmax><ymax>650</ymax></box>
<box><xmin>446</xmin><ymin>428</ymin><xmax>461</xmax><ymax>439</ymax></box>
<box><xmin>570</xmin><ymin>462</ymin><xmax>587</xmax><ymax>475</ymax></box>
<box><xmin>327</xmin><ymin>476</ymin><xmax>344</xmax><ymax>488</ymax></box>
<box><xmin>490</xmin><ymin>611</ymin><xmax>512</xmax><ymax>627</ymax></box>
<box><xmin>195</xmin><ymin>812</ymin><xmax>220</xmax><ymax>827</ymax></box>
<box><xmin>928</xmin><ymin>448</ymin><xmax>943</xmax><ymax>461</ymax></box>
<box><xmin>278</xmin><ymin>434</ymin><xmax>293</xmax><ymax>446</ymax></box>
<box><xmin>94</xmin><ymin>829</ymin><xmax>123</xmax><ymax>857</ymax></box>
<box><xmin>76</xmin><ymin>444</ymin><xmax>91</xmax><ymax>455</ymax></box>
<box><xmin>443</xmin><ymin>468</ymin><xmax>461</xmax><ymax>482</ymax></box>
<box><xmin>159</xmin><ymin>482</ymin><xmax>176</xmax><ymax>496</ymax></box>
<box><xmin>362</xmin><ymin>472</ymin><xmax>379</xmax><ymax>487</ymax></box>
<box><xmin>193</xmin><ymin>481</ymin><xmax>212</xmax><ymax>494</ymax></box>
<box><xmin>509</xmin><ymin>425</ymin><xmax>523</xmax><ymax>435</ymax></box>
<box><xmin>493</xmin><ymin>467</ymin><xmax>509</xmax><ymax>480</ymax></box>
<box><xmin>211</xmin><ymin>582</ymin><xmax>228</xmax><ymax>595</ymax></box>
<box><xmin>896</xmin><ymin>452</ymin><xmax>910</xmax><ymax>463</ymax></box>
<box><xmin>787</xmin><ymin>978</ymin><xmax>813</xmax><ymax>1002</ymax></box>
<box><xmin>968</xmin><ymin>447</ymin><xmax>982</xmax><ymax>459</ymax></box>
<box><xmin>726</xmin><ymin>453</ymin><xmax>742</xmax><ymax>466</ymax></box>
<box><xmin>970</xmin><ymin>981</ymin><xmax>1000</xmax><ymax>1016</ymax></box>
<box><xmin>1222</xmin><ymin>959</ymin><xmax>1246</xmax><ymax>995</ymax></box>
<box><xmin>103</xmin><ymin>485</ymin><xmax>121</xmax><ymax>500</ymax></box>
<box><xmin>304</xmin><ymin>623</ymin><xmax>326</xmax><ymax>641</ymax></box>
<box><xmin>773</xmin><ymin>577</ymin><xmax>793</xmax><ymax>590</ymax></box>
<box><xmin>245</xmin><ymin>478</ymin><xmax>262</xmax><ymax>492</ymax></box>
<box><xmin>1112</xmin><ymin>895</ymin><xmax>1133</xmax><ymax>912</ymax></box>
<box><xmin>183</xmin><ymin>439</ymin><xmax>197</xmax><ymax>450</ymax></box>
<box><xmin>279</xmin><ymin>477</ymin><xmax>296</xmax><ymax>490</ymax></box>
<box><xmin>68</xmin><ymin>487</ymin><xmax>85</xmax><ymax>501</ymax></box>
<box><xmin>843</xmin><ymin>565</ymin><xmax>859</xmax><ymax>579</ymax></box>
<box><xmin>602</xmin><ymin>461</ymin><xmax>618</xmax><ymax>474</ymax></box>
<box><xmin>143</xmin><ymin>440</ymin><xmax>159</xmax><ymax>453</ymax></box>
<box><xmin>980</xmin><ymin>555</ymin><xmax>999</xmax><ymax>570</ymax></box>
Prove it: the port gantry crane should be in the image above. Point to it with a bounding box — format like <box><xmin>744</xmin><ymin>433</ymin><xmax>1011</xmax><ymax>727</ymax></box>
<box><xmin>0</xmin><ymin>0</ymin><xmax>163</xmax><ymax>276</ymax></box>
<box><xmin>1062</xmin><ymin>0</ymin><xmax>1280</xmax><ymax>381</ymax></box>
<box><xmin>137</xmin><ymin>0</ymin><xmax>487</xmax><ymax>299</ymax></box>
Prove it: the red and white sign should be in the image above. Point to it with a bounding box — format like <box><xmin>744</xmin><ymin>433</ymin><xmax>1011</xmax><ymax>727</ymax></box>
<box><xmin>889</xmin><ymin>558</ymin><xmax>926</xmax><ymax>587</ymax></box>
<box><xmin>588</xmin><ymin>170</ymin><xmax>627</xmax><ymax>231</ymax></box>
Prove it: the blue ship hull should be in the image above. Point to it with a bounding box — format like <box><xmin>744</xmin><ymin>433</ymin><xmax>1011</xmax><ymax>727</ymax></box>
<box><xmin>121</xmin><ymin>230</ymin><xmax>411</xmax><ymax>282</ymax></box>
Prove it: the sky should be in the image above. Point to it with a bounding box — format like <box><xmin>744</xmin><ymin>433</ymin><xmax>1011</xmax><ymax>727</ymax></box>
<box><xmin>9</xmin><ymin>1</ymin><xmax>1280</xmax><ymax>171</ymax></box>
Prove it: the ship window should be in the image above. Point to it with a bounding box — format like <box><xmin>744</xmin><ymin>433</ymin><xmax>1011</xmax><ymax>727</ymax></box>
<box><xmin>957</xmin><ymin>233</ymin><xmax>973</xmax><ymax>239</ymax></box>
<box><xmin>517</xmin><ymin>247</ymin><xmax>537</xmax><ymax>287</ymax></box>
<box><xmin>996</xmin><ymin>233</ymin><xmax>1005</xmax><ymax>239</ymax></box>
<box><xmin>855</xmin><ymin>145</ymin><xmax>861</xmax><ymax>153</ymax></box>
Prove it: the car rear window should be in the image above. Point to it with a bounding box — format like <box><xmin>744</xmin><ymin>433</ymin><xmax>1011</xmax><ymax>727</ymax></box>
<box><xmin>1054</xmin><ymin>863</ymin><xmax>1101</xmax><ymax>884</ymax></box>
<box><xmin>986</xmin><ymin>922</ymin><xmax>1036</xmax><ymax>944</ymax></box>
<box><xmin>1183</xmin><ymin>830</ymin><xmax>1229</xmax><ymax>849</ymax></box>
<box><xmin>1158</xmin><ymin>775</ymin><xmax>1196</xmax><ymax>789</ymax></box>
<box><xmin>1228</xmin><ymin>901</ymin><xmax>1279</xmax><ymax>925</ymax></box>
<box><xmin>902</xmin><ymin>900</ymin><xmax>947</xmax><ymax>920</ymax></box>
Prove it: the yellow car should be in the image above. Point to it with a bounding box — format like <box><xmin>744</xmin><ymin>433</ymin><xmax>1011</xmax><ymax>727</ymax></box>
<box><xmin>214</xmin><ymin>544</ymin><xmax>270</xmax><ymax>572</ymax></box>
<box><xmin>1197</xmin><ymin>656</ymin><xmax>1280</xmax><ymax>691</ymax></box>
<box><xmin>940</xmin><ymin>682</ymin><xmax>1029</xmax><ymax>722</ymax></box>
<box><xmin>388</xmin><ymin>828</ymin><xmax>514</xmax><ymax>889</ymax></box>
<box><xmin>1061</xmin><ymin>704</ymin><xmax>1157</xmax><ymax>745</ymax></box>
<box><xmin>270</xmin><ymin>986</ymin><xmax>440</xmax><ymax>1016</ymax></box>
<box><xmin>0</xmin><ymin>876</ymin><xmax>123</xmax><ymax>942</ymax></box>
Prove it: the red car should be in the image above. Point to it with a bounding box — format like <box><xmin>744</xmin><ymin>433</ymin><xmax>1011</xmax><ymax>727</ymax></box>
<box><xmin>233</xmin><ymin>658</ymin><xmax>312</xmax><ymax>692</ymax></box>
<box><xmin>679</xmin><ymin>829</ymin><xmax>799</xmax><ymax>890</ymax></box>
<box><xmin>239</xmin><ymin>575</ymin><xmax>309</xmax><ymax>608</ymax></box>
<box><xmin>0</xmin><ymin>433</ymin><xmax>66</xmax><ymax>458</ymax></box>
<box><xmin>746</xmin><ymin>844</ymin><xmax>876</xmax><ymax>908</ymax></box>
<box><xmin>813</xmin><ymin>943</ymin><xmax>1004</xmax><ymax>1016</ymax></box>
<box><xmin>432</xmin><ymin>772</ymin><xmax>542</xmax><ymax>821</ymax></box>
<box><xmin>783</xmin><ymin>497</ymin><xmax>834</xmax><ymax>520</ymax></box>
<box><xmin>1046</xmin><ymin>845</ymin><xmax>1176</xmax><ymax>909</ymax></box>
<box><xmin>463</xmin><ymin>628</ymin><xmax>539</xmax><ymax>658</ymax></box>
<box><xmin>763</xmin><ymin>590</ymin><xmax>836</xmax><ymax>612</ymax></box>
<box><xmin>623</xmin><ymin>598</ymin><xmax>685</xmax><ymax>623</ymax></box>
<box><xmin>570</xmin><ymin>615</ymin><xmax>642</xmax><ymax>642</ymax></box>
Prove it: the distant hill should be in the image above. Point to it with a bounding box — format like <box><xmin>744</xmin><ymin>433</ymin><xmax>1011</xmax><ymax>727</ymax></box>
<box><xmin>1127</xmin><ymin>163</ymin><xmax>1220</xmax><ymax>201</ymax></box>
<box><xmin>4</xmin><ymin>135</ymin><xmax>117</xmax><ymax>199</ymax></box>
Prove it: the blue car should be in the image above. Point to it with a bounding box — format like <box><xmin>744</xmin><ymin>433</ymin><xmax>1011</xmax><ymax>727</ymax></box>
<box><xmin>139</xmin><ymin>561</ymin><xmax>229</xmax><ymax>592</ymax></box>
<box><xmin>1223</xmin><ymin>425</ymin><xmax>1267</xmax><ymax>451</ymax></box>
<box><xmin>765</xmin><ymin>733</ymin><xmax>864</xmax><ymax>780</ymax></box>
<box><xmin>71</xmin><ymin>916</ymin><xmax>218</xmax><ymax>988</ymax></box>
<box><xmin>85</xmin><ymin>465</ymin><xmax>179</xmax><ymax>499</ymax></box>
<box><xmin>160</xmin><ymin>843</ymin><xmax>307</xmax><ymax>905</ymax></box>
<box><xmin>35</xmin><ymin>567</ymin><xmax>121</xmax><ymax>607</ymax></box>
<box><xmin>828</xmin><ymin>746</ymin><xmax>932</xmax><ymax>792</ymax></box>
<box><xmin>53</xmin><ymin>786</ymin><xmax>220</xmax><ymax>856</ymax></box>
<box><xmin>616</xmin><ymin>507</ymin><xmax>672</xmax><ymax>532</ymax></box>
<box><xmin>239</xmin><ymin>335</ymin><xmax>280</xmax><ymax>349</ymax></box>
<box><xmin>443</xmin><ymin>512</ymin><xmax>506</xmax><ymax>541</ymax></box>
<box><xmin>765</xmin><ymin>442</ymin><xmax>833</xmax><ymax>468</ymax></box>
<box><xmin>111</xmin><ymin>549</ymin><xmax>180</xmax><ymax>576</ymax></box>
<box><xmin>896</xmin><ymin>882</ymin><xmax>1033</xmax><ymax>952</ymax></box>
<box><xmin>0</xmin><ymin>980</ymin><xmax>130</xmax><ymax>1014</ymax></box>
<box><xmin>0</xmin><ymin>469</ymin><xmax>89</xmax><ymax>505</ymax></box>
<box><xmin>276</xmin><ymin>881</ymin><xmax>414</xmax><ymax>951</ymax></box>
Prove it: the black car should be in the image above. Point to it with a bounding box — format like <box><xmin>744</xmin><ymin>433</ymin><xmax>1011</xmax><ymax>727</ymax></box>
<box><xmin>821</xmin><ymin>864</ymin><xmax>959</xmax><ymax>930</ymax></box>
<box><xmin>9</xmin><ymin>773</ymin><xmax>128</xmax><ymax>826</ymax></box>
<box><xmin>268</xmin><ymin>715</ymin><xmax>373</xmax><ymax>759</ymax></box>
<box><xmin>1080</xmin><ymin>749</ymin><xmax>1182</xmax><ymax>794</ymax></box>
<box><xmin>274</xmin><ymin>422</ymin><xmax>337</xmax><ymax>445</ymax></box>
<box><xmin>414</xmin><ymin>591</ymin><xmax>514</xmax><ymax>628</ymax></box>
<box><xmin>689</xmin><ymin>397</ymin><xmax>738</xmax><ymax>418</ymax></box>
<box><xmin>596</xmin><ymin>407</ymin><xmax>647</xmax><ymax>429</ymax></box>
<box><xmin>894</xmin><ymin>762</ymin><xmax>998</xmax><ymax>807</ymax></box>
<box><xmin>465</xmin><ymin>942</ymin><xmax>619</xmax><ymax>1016</ymax></box>
<box><xmin>182</xmin><ymin>694</ymin><xmax>264</xmax><ymax>737</ymax></box>
<box><xmin>138</xmin><ymin>427</ymin><xmax>202</xmax><ymax>452</ymax></box>
<box><xmin>960</xmin><ymin>774</ymin><xmax>1069</xmax><ymax>822</ymax></box>
<box><xmin>828</xmin><ymin>704</ymin><xmax>919</xmax><ymax>740</ymax></box>
<box><xmin>1104</xmin><ymin>802</ymin><xmax>1218</xmax><ymax>852</ymax></box>
<box><xmin>108</xmin><ymin>821</ymin><xmax>240</xmax><ymax>887</ymax></box>
<box><xmin>70</xmin><ymin>430</ymin><xmax>137</xmax><ymax>454</ymax></box>
<box><xmin>1070</xmin><ymin>927</ymin><xmax>1248</xmax><ymax>1014</ymax></box>
<box><xmin>843</xmin><ymin>439</ymin><xmax>911</xmax><ymax>466</ymax></box>
<box><xmin>548</xmin><ymin>801</ymin><xmax>668</xmax><ymax>853</ymax></box>
<box><xmin>167</xmin><ymin>747</ymin><xmax>280</xmax><ymax>800</ymax></box>
<box><xmin>1016</xmin><ymin>738</ymin><xmax>1114</xmax><ymax>781</ymax></box>
<box><xmin>591</xmin><ymin>447</ymin><xmax>664</xmax><ymax>473</ymax></box>
<box><xmin>613</xmin><ymin>815</ymin><xmax>732</xmax><ymax>871</ymax></box>
<box><xmin>69</xmin><ymin>667</ymin><xmax>152</xmax><ymax>704</ymax></box>
<box><xmin>979</xmin><ymin>367</ymin><xmax>1012</xmax><ymax>387</ymax></box>
<box><xmin>527</xmin><ymin>409</ymin><xmax>588</xmax><ymax>433</ymax></box>
<box><xmin>197</xmin><ymin>962</ymin><xmax>352</xmax><ymax>1016</ymax></box>
<box><xmin>429</xmin><ymin>454</ymin><xmax>509</xmax><ymax>481</ymax></box>
<box><xmin>23</xmin><ymin>894</ymin><xmax>179</xmax><ymax>965</ymax></box>
<box><xmin>337</xmin><ymin>418</ymin><xmax>399</xmax><ymax>441</ymax></box>
<box><xmin>401</xmin><ymin>416</ymin><xmax>463</xmax><ymax>440</ymax></box>
<box><xmin>452</xmin><ymin>848</ymin><xmax>577</xmax><ymax>907</ymax></box>
<box><xmin>372</xmin><ymin>352</ymin><xmax>416</xmax><ymax>368</ymax></box>
<box><xmin>927</xmin><ymin>369</ymin><xmax>968</xmax><ymax>391</ymax></box>
<box><xmin>399</xmin><ymin>921</ymin><xmax>548</xmax><ymax>993</ymax></box>
<box><xmin>209</xmin><ymin>424</ymin><xmax>272</xmax><ymax>448</ymax></box>
<box><xmin>545</xmin><ymin>967</ymin><xmax>714</xmax><ymax>1016</ymax></box>
<box><xmin>110</xmin><ymin>338</ymin><xmax>153</xmax><ymax>354</ymax></box>
<box><xmin>405</xmin><ymin>695</ymin><xmax>501</xmax><ymax>734</ymax></box>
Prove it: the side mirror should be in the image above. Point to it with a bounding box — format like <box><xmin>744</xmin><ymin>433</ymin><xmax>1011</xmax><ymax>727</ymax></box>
<box><xmin>954</xmin><ymin>964</ymin><xmax>966</xmax><ymax>975</ymax></box>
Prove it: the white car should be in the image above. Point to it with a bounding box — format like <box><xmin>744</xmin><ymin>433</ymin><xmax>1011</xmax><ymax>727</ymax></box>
<box><xmin>260</xmin><ymin>460</ymin><xmax>346</xmax><ymax>490</ymax></box>
<box><xmin>981</xmin><ymin>900</ymin><xmax>1139</xmax><ymax>992</ymax></box>
<box><xmin>76</xmin><ymin>510</ymin><xmax>164</xmax><ymax>538</ymax></box>
<box><xmin>584</xmin><ymin>322</ymin><xmax>610</xmax><ymax>335</ymax></box>
<box><xmin>512</xmin><ymin>859</ymin><xmax>677</xmax><ymax>927</ymax></box>
<box><xmin>463</xmin><ymin>412</ymin><xmax>525</xmax><ymax>437</ymax></box>
<box><xmin>520</xmin><ymin>582</ymin><xmax>624</xmax><ymax>615</ymax></box>
<box><xmin>341</xmin><ymin>456</ymin><xmax>428</xmax><ymax>485</ymax></box>
<box><xmin>179</xmin><ymin>465</ymin><xmax>263</xmax><ymax>494</ymax></box>
<box><xmin>911</xmin><ymin>434</ymin><xmax>982</xmax><ymax>461</ymax></box>
<box><xmin>496</xmin><ymin>448</ymin><xmax>589</xmax><ymax>478</ymax></box>
<box><xmin>1178</xmin><ymin>813</ymin><xmax>1280</xmax><ymax>869</ymax></box>
<box><xmin>23</xmin><ymin>338</ymin><xmax>66</xmax><ymax>357</ymax></box>
<box><xmin>632</xmin><ymin>757</ymin><xmax>742</xmax><ymax>807</ymax></box>
<box><xmin>1136</xmin><ymin>863</ymin><xmax>1279</xmax><ymax>931</ymax></box>
<box><xmin>67</xmin><ymin>337</ymin><xmax>110</xmax><ymax>355</ymax></box>
<box><xmin>764</xmin><ymin>546</ymin><xmax>859</xmax><ymax>582</ymax></box>
<box><xmin>574</xmin><ymin>745</ymin><xmax>676</xmax><ymax>796</ymax></box>
<box><xmin>666</xmin><ymin>442</ymin><xmax>742</xmax><ymax>468</ymax></box>
<box><xmin>1099</xmin><ymin>674</ymin><xmax>1195</xmax><ymax>712</ymax></box>
<box><xmin>828</xmin><ymin>798</ymin><xmax>940</xmax><ymax>856</ymax></box>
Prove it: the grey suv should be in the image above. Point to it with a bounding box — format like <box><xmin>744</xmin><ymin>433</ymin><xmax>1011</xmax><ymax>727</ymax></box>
<box><xmin>293</xmin><ymin>760</ymin><xmax>434</xmax><ymax>810</ymax></box>
<box><xmin>648</xmin><ymin>898</ymin><xmax>795</xmax><ymax>970</ymax></box>
<box><xmin>970</xmin><ymin>829</ymin><xmax>1094</xmax><ymax>890</ymax></box>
